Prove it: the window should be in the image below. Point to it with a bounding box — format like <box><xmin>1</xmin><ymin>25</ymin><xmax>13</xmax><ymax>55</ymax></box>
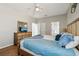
<box><xmin>32</xmin><ymin>23</ymin><xmax>40</xmax><ymax>36</ymax></box>
<box><xmin>51</xmin><ymin>22</ymin><xmax>59</xmax><ymax>35</ymax></box>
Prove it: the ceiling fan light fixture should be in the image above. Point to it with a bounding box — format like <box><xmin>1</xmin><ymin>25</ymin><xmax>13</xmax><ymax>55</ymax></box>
<box><xmin>35</xmin><ymin>7</ymin><xmax>40</xmax><ymax>11</ymax></box>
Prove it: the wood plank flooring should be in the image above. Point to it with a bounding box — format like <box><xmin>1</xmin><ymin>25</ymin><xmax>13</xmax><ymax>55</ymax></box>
<box><xmin>0</xmin><ymin>45</ymin><xmax>18</xmax><ymax>56</ymax></box>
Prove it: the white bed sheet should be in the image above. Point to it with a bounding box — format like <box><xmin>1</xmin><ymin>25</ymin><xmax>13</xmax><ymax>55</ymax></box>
<box><xmin>43</xmin><ymin>35</ymin><xmax>55</xmax><ymax>41</ymax></box>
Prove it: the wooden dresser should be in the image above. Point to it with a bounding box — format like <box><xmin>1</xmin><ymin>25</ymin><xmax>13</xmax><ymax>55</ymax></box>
<box><xmin>14</xmin><ymin>32</ymin><xmax>32</xmax><ymax>46</ymax></box>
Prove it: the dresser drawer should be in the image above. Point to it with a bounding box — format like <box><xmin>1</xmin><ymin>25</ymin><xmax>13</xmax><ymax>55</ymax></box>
<box><xmin>14</xmin><ymin>32</ymin><xmax>32</xmax><ymax>45</ymax></box>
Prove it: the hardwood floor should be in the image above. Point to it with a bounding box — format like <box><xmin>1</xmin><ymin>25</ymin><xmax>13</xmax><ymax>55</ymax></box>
<box><xmin>0</xmin><ymin>45</ymin><xmax>18</xmax><ymax>56</ymax></box>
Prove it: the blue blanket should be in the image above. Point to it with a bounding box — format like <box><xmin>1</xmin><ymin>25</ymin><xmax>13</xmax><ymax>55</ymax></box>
<box><xmin>23</xmin><ymin>39</ymin><xmax>76</xmax><ymax>56</ymax></box>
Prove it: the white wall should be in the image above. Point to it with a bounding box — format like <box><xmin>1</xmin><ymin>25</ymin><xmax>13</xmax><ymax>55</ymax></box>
<box><xmin>0</xmin><ymin>5</ymin><xmax>17</xmax><ymax>48</ymax></box>
<box><xmin>0</xmin><ymin>5</ymin><xmax>33</xmax><ymax>49</ymax></box>
<box><xmin>67</xmin><ymin>3</ymin><xmax>79</xmax><ymax>24</ymax></box>
<box><xmin>35</xmin><ymin>14</ymin><xmax>67</xmax><ymax>35</ymax></box>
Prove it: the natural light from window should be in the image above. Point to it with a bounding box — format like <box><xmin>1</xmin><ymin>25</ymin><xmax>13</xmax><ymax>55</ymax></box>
<box><xmin>51</xmin><ymin>22</ymin><xmax>59</xmax><ymax>36</ymax></box>
<box><xmin>32</xmin><ymin>23</ymin><xmax>40</xmax><ymax>36</ymax></box>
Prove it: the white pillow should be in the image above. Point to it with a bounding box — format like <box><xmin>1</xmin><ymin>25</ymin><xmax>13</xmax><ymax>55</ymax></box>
<box><xmin>66</xmin><ymin>36</ymin><xmax>79</xmax><ymax>49</ymax></box>
<box><xmin>43</xmin><ymin>35</ymin><xmax>55</xmax><ymax>41</ymax></box>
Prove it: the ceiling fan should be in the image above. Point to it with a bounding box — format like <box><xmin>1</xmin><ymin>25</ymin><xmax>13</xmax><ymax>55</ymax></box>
<box><xmin>33</xmin><ymin>3</ymin><xmax>47</xmax><ymax>18</ymax></box>
<box><xmin>34</xmin><ymin>3</ymin><xmax>44</xmax><ymax>12</ymax></box>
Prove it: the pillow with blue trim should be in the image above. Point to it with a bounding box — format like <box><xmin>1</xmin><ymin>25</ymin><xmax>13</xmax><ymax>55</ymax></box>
<box><xmin>58</xmin><ymin>34</ymin><xmax>74</xmax><ymax>47</ymax></box>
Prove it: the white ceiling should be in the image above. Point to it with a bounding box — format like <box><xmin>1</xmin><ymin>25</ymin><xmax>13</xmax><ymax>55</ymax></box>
<box><xmin>0</xmin><ymin>3</ymin><xmax>70</xmax><ymax>19</ymax></box>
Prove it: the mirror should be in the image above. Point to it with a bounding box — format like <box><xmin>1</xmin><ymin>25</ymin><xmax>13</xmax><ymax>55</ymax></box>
<box><xmin>17</xmin><ymin>21</ymin><xmax>28</xmax><ymax>32</ymax></box>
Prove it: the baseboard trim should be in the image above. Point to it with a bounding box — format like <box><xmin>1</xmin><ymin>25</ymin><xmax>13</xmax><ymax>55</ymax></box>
<box><xmin>0</xmin><ymin>43</ymin><xmax>13</xmax><ymax>49</ymax></box>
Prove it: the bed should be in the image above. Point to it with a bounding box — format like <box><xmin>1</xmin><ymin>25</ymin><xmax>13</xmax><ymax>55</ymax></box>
<box><xmin>18</xmin><ymin>18</ymin><xmax>79</xmax><ymax>56</ymax></box>
<box><xmin>20</xmin><ymin>38</ymin><xmax>77</xmax><ymax>56</ymax></box>
<box><xmin>19</xmin><ymin>34</ymin><xmax>79</xmax><ymax>56</ymax></box>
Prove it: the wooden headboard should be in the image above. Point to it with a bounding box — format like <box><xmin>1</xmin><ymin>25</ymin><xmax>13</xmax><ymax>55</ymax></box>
<box><xmin>67</xmin><ymin>18</ymin><xmax>79</xmax><ymax>36</ymax></box>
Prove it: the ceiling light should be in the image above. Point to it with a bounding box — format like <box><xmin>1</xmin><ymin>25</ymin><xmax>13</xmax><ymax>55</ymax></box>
<box><xmin>35</xmin><ymin>7</ymin><xmax>40</xmax><ymax>11</ymax></box>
